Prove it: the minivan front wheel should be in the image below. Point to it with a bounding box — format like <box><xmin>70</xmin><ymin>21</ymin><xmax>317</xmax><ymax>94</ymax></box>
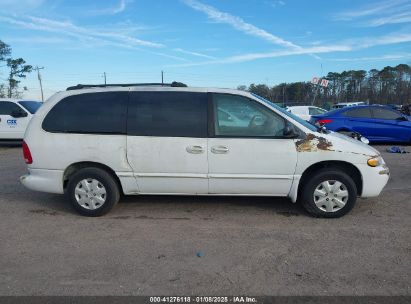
<box><xmin>67</xmin><ymin>167</ymin><xmax>120</xmax><ymax>216</ymax></box>
<box><xmin>300</xmin><ymin>169</ymin><xmax>357</xmax><ymax>218</ymax></box>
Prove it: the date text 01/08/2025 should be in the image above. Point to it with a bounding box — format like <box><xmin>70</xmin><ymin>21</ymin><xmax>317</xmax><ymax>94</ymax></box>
<box><xmin>149</xmin><ymin>296</ymin><xmax>257</xmax><ymax>303</ymax></box>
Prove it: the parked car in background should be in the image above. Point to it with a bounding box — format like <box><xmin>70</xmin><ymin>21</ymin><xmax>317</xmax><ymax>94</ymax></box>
<box><xmin>20</xmin><ymin>85</ymin><xmax>389</xmax><ymax>218</ymax></box>
<box><xmin>332</xmin><ymin>102</ymin><xmax>366</xmax><ymax>109</ymax></box>
<box><xmin>310</xmin><ymin>105</ymin><xmax>411</xmax><ymax>143</ymax></box>
<box><xmin>0</xmin><ymin>99</ymin><xmax>43</xmax><ymax>140</ymax></box>
<box><xmin>386</xmin><ymin>104</ymin><xmax>402</xmax><ymax>111</ymax></box>
<box><xmin>287</xmin><ymin>106</ymin><xmax>327</xmax><ymax>121</ymax></box>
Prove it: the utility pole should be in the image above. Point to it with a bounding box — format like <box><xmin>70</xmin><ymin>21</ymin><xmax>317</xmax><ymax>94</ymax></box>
<box><xmin>103</xmin><ymin>72</ymin><xmax>107</xmax><ymax>85</ymax></box>
<box><xmin>161</xmin><ymin>70</ymin><xmax>164</xmax><ymax>85</ymax></box>
<box><xmin>34</xmin><ymin>66</ymin><xmax>44</xmax><ymax>102</ymax></box>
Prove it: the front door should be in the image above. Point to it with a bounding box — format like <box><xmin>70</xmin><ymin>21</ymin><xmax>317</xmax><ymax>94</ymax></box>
<box><xmin>127</xmin><ymin>91</ymin><xmax>209</xmax><ymax>194</ymax></box>
<box><xmin>370</xmin><ymin>107</ymin><xmax>410</xmax><ymax>142</ymax></box>
<box><xmin>208</xmin><ymin>93</ymin><xmax>298</xmax><ymax>195</ymax></box>
<box><xmin>0</xmin><ymin>102</ymin><xmax>30</xmax><ymax>139</ymax></box>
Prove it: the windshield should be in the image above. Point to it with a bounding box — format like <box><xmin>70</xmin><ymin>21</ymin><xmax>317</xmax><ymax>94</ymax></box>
<box><xmin>251</xmin><ymin>93</ymin><xmax>318</xmax><ymax>132</ymax></box>
<box><xmin>18</xmin><ymin>101</ymin><xmax>43</xmax><ymax>114</ymax></box>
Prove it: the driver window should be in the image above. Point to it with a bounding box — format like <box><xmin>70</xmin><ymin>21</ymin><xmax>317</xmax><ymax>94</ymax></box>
<box><xmin>213</xmin><ymin>93</ymin><xmax>286</xmax><ymax>137</ymax></box>
<box><xmin>0</xmin><ymin>102</ymin><xmax>21</xmax><ymax>116</ymax></box>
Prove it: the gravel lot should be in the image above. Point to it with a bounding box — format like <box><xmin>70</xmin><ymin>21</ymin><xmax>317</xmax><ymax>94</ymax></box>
<box><xmin>0</xmin><ymin>143</ymin><xmax>410</xmax><ymax>296</ymax></box>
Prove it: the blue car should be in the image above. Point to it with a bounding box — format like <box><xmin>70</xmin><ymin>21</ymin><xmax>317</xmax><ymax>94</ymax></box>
<box><xmin>310</xmin><ymin>105</ymin><xmax>411</xmax><ymax>143</ymax></box>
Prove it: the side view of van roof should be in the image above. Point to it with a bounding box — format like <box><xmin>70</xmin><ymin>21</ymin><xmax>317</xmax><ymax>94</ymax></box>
<box><xmin>20</xmin><ymin>86</ymin><xmax>389</xmax><ymax>218</ymax></box>
<box><xmin>66</xmin><ymin>82</ymin><xmax>188</xmax><ymax>91</ymax></box>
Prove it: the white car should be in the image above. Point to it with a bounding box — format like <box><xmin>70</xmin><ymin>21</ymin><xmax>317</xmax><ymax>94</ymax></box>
<box><xmin>332</xmin><ymin>102</ymin><xmax>366</xmax><ymax>109</ymax></box>
<box><xmin>0</xmin><ymin>99</ymin><xmax>43</xmax><ymax>140</ymax></box>
<box><xmin>20</xmin><ymin>86</ymin><xmax>389</xmax><ymax>218</ymax></box>
<box><xmin>287</xmin><ymin>106</ymin><xmax>327</xmax><ymax>121</ymax></box>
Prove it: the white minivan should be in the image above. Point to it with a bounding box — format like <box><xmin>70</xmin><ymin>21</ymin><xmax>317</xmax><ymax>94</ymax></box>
<box><xmin>0</xmin><ymin>99</ymin><xmax>42</xmax><ymax>140</ymax></box>
<box><xmin>20</xmin><ymin>86</ymin><xmax>389</xmax><ymax>217</ymax></box>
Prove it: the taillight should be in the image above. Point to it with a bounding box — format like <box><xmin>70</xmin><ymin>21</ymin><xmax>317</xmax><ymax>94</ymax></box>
<box><xmin>317</xmin><ymin>119</ymin><xmax>333</xmax><ymax>125</ymax></box>
<box><xmin>22</xmin><ymin>141</ymin><xmax>33</xmax><ymax>164</ymax></box>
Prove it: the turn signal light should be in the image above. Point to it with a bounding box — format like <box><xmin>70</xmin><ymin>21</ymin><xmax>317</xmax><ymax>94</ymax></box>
<box><xmin>367</xmin><ymin>157</ymin><xmax>380</xmax><ymax>167</ymax></box>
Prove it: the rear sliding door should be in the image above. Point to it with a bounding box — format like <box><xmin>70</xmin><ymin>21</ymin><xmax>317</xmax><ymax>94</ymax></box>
<box><xmin>127</xmin><ymin>91</ymin><xmax>209</xmax><ymax>194</ymax></box>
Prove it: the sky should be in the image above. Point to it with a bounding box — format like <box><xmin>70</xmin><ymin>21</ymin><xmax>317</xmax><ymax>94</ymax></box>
<box><xmin>1</xmin><ymin>0</ymin><xmax>411</xmax><ymax>100</ymax></box>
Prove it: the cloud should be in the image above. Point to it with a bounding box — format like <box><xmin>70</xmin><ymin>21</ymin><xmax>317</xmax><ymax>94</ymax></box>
<box><xmin>0</xmin><ymin>14</ymin><xmax>192</xmax><ymax>62</ymax></box>
<box><xmin>167</xmin><ymin>45</ymin><xmax>352</xmax><ymax>68</ymax></box>
<box><xmin>367</xmin><ymin>12</ymin><xmax>411</xmax><ymax>27</ymax></box>
<box><xmin>90</xmin><ymin>0</ymin><xmax>130</xmax><ymax>15</ymax></box>
<box><xmin>0</xmin><ymin>15</ymin><xmax>163</xmax><ymax>48</ymax></box>
<box><xmin>327</xmin><ymin>54</ymin><xmax>411</xmax><ymax>62</ymax></box>
<box><xmin>3</xmin><ymin>36</ymin><xmax>72</xmax><ymax>44</ymax></box>
<box><xmin>0</xmin><ymin>0</ymin><xmax>44</xmax><ymax>12</ymax></box>
<box><xmin>168</xmin><ymin>30</ymin><xmax>411</xmax><ymax>67</ymax></box>
<box><xmin>173</xmin><ymin>48</ymin><xmax>216</xmax><ymax>59</ymax></box>
<box><xmin>334</xmin><ymin>0</ymin><xmax>411</xmax><ymax>27</ymax></box>
<box><xmin>181</xmin><ymin>0</ymin><xmax>300</xmax><ymax>49</ymax></box>
<box><xmin>357</xmin><ymin>32</ymin><xmax>411</xmax><ymax>48</ymax></box>
<box><xmin>334</xmin><ymin>0</ymin><xmax>409</xmax><ymax>20</ymax></box>
<box><xmin>266</xmin><ymin>1</ymin><xmax>285</xmax><ymax>8</ymax></box>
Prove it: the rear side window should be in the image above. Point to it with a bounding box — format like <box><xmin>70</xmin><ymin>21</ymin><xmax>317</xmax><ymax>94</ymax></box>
<box><xmin>42</xmin><ymin>92</ymin><xmax>128</xmax><ymax>134</ymax></box>
<box><xmin>343</xmin><ymin>108</ymin><xmax>372</xmax><ymax>118</ymax></box>
<box><xmin>372</xmin><ymin>108</ymin><xmax>402</xmax><ymax>120</ymax></box>
<box><xmin>0</xmin><ymin>102</ymin><xmax>22</xmax><ymax>115</ymax></box>
<box><xmin>128</xmin><ymin>91</ymin><xmax>207</xmax><ymax>137</ymax></box>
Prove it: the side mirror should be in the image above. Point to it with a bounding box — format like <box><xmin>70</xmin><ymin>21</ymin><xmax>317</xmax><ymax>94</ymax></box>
<box><xmin>283</xmin><ymin>125</ymin><xmax>299</xmax><ymax>138</ymax></box>
<box><xmin>11</xmin><ymin>110</ymin><xmax>28</xmax><ymax>118</ymax></box>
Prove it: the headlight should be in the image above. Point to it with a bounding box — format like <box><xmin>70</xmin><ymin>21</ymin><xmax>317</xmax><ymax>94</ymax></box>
<box><xmin>367</xmin><ymin>156</ymin><xmax>382</xmax><ymax>167</ymax></box>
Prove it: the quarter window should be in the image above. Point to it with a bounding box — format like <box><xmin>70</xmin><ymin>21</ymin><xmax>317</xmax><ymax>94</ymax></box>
<box><xmin>128</xmin><ymin>91</ymin><xmax>208</xmax><ymax>137</ymax></box>
<box><xmin>372</xmin><ymin>108</ymin><xmax>402</xmax><ymax>120</ymax></box>
<box><xmin>42</xmin><ymin>92</ymin><xmax>128</xmax><ymax>134</ymax></box>
<box><xmin>213</xmin><ymin>94</ymin><xmax>286</xmax><ymax>137</ymax></box>
<box><xmin>0</xmin><ymin>102</ymin><xmax>22</xmax><ymax>115</ymax></box>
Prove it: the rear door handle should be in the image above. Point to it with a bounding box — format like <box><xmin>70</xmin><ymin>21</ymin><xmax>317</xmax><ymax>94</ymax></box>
<box><xmin>186</xmin><ymin>145</ymin><xmax>204</xmax><ymax>154</ymax></box>
<box><xmin>211</xmin><ymin>145</ymin><xmax>229</xmax><ymax>154</ymax></box>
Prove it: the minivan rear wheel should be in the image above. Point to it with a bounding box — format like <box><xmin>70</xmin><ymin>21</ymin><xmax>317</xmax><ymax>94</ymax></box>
<box><xmin>300</xmin><ymin>168</ymin><xmax>357</xmax><ymax>218</ymax></box>
<box><xmin>67</xmin><ymin>167</ymin><xmax>120</xmax><ymax>216</ymax></box>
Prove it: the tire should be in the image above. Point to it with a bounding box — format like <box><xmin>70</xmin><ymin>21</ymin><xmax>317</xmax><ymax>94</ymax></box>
<box><xmin>66</xmin><ymin>167</ymin><xmax>120</xmax><ymax>216</ymax></box>
<box><xmin>300</xmin><ymin>168</ymin><xmax>357</xmax><ymax>218</ymax></box>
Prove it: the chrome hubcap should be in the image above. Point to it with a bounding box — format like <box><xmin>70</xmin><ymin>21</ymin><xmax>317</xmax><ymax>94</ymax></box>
<box><xmin>75</xmin><ymin>178</ymin><xmax>107</xmax><ymax>210</ymax></box>
<box><xmin>313</xmin><ymin>180</ymin><xmax>349</xmax><ymax>212</ymax></box>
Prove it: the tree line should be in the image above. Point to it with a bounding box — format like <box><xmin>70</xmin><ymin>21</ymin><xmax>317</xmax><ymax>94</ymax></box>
<box><xmin>238</xmin><ymin>64</ymin><xmax>411</xmax><ymax>108</ymax></box>
<box><xmin>0</xmin><ymin>40</ymin><xmax>32</xmax><ymax>98</ymax></box>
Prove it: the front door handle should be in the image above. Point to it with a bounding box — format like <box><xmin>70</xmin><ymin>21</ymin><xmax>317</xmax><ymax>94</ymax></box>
<box><xmin>211</xmin><ymin>145</ymin><xmax>229</xmax><ymax>154</ymax></box>
<box><xmin>186</xmin><ymin>145</ymin><xmax>204</xmax><ymax>154</ymax></box>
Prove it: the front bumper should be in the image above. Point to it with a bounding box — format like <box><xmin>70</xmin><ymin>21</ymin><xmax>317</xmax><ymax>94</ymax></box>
<box><xmin>356</xmin><ymin>163</ymin><xmax>390</xmax><ymax>198</ymax></box>
<box><xmin>20</xmin><ymin>168</ymin><xmax>64</xmax><ymax>194</ymax></box>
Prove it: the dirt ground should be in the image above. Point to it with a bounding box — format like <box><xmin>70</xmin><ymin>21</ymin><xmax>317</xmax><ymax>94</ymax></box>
<box><xmin>0</xmin><ymin>144</ymin><xmax>410</xmax><ymax>296</ymax></box>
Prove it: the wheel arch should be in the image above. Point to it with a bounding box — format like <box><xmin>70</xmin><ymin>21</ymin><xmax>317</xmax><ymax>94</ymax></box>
<box><xmin>297</xmin><ymin>160</ymin><xmax>363</xmax><ymax>199</ymax></box>
<box><xmin>63</xmin><ymin>161</ymin><xmax>123</xmax><ymax>194</ymax></box>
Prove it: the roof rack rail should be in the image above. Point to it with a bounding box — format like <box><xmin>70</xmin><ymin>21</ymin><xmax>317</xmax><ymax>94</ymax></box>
<box><xmin>66</xmin><ymin>83</ymin><xmax>174</xmax><ymax>91</ymax></box>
